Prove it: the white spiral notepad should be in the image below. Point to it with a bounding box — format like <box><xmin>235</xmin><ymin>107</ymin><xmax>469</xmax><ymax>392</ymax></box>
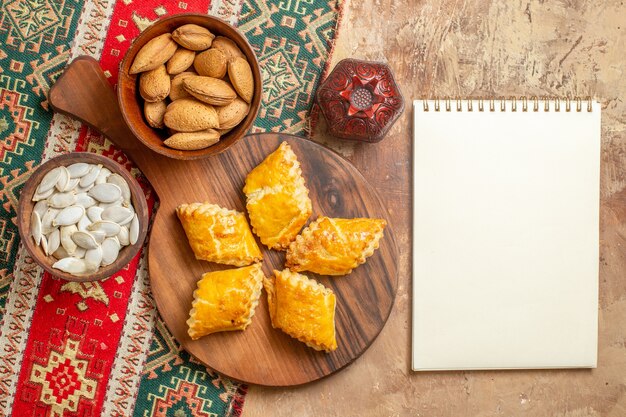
<box><xmin>412</xmin><ymin>98</ymin><xmax>600</xmax><ymax>371</ymax></box>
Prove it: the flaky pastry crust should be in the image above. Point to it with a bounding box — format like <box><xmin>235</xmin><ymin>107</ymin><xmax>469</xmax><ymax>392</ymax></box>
<box><xmin>176</xmin><ymin>202</ymin><xmax>262</xmax><ymax>266</ymax></box>
<box><xmin>187</xmin><ymin>263</ymin><xmax>264</xmax><ymax>340</ymax></box>
<box><xmin>243</xmin><ymin>142</ymin><xmax>312</xmax><ymax>250</ymax></box>
<box><xmin>286</xmin><ymin>216</ymin><xmax>386</xmax><ymax>275</ymax></box>
<box><xmin>264</xmin><ymin>269</ymin><xmax>337</xmax><ymax>352</ymax></box>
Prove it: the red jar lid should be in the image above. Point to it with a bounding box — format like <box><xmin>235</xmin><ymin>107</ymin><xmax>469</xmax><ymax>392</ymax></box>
<box><xmin>316</xmin><ymin>58</ymin><xmax>404</xmax><ymax>143</ymax></box>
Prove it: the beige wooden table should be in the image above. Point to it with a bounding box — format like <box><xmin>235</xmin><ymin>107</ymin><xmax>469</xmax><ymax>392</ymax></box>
<box><xmin>243</xmin><ymin>1</ymin><xmax>626</xmax><ymax>415</ymax></box>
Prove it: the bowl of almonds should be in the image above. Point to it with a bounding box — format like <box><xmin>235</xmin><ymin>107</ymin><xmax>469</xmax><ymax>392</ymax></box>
<box><xmin>17</xmin><ymin>153</ymin><xmax>149</xmax><ymax>281</ymax></box>
<box><xmin>118</xmin><ymin>14</ymin><xmax>261</xmax><ymax>160</ymax></box>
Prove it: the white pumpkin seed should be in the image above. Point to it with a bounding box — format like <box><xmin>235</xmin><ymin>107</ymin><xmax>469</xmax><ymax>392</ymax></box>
<box><xmin>107</xmin><ymin>174</ymin><xmax>132</xmax><ymax>205</ymax></box>
<box><xmin>79</xmin><ymin>164</ymin><xmax>102</xmax><ymax>188</ymax></box>
<box><xmin>32</xmin><ymin>187</ymin><xmax>54</xmax><ymax>201</ymax></box>
<box><xmin>87</xmin><ymin>206</ymin><xmax>104</xmax><ymax>222</ymax></box>
<box><xmin>33</xmin><ymin>200</ymin><xmax>48</xmax><ymax>219</ymax></box>
<box><xmin>55</xmin><ymin>166</ymin><xmax>70</xmax><ymax>192</ymax></box>
<box><xmin>75</xmin><ymin>192</ymin><xmax>97</xmax><ymax>208</ymax></box>
<box><xmin>89</xmin><ymin>183</ymin><xmax>122</xmax><ymax>203</ymax></box>
<box><xmin>74</xmin><ymin>247</ymin><xmax>86</xmax><ymax>259</ymax></box>
<box><xmin>52</xmin><ymin>245</ymin><xmax>69</xmax><ymax>260</ymax></box>
<box><xmin>47</xmin><ymin>191</ymin><xmax>77</xmax><ymax>209</ymax></box>
<box><xmin>98</xmin><ymin>197</ymin><xmax>124</xmax><ymax>209</ymax></box>
<box><xmin>77</xmin><ymin>214</ymin><xmax>91</xmax><ymax>231</ymax></box>
<box><xmin>47</xmin><ymin>228</ymin><xmax>60</xmax><ymax>255</ymax></box>
<box><xmin>52</xmin><ymin>257</ymin><xmax>87</xmax><ymax>274</ymax></box>
<box><xmin>71</xmin><ymin>231</ymin><xmax>99</xmax><ymax>249</ymax></box>
<box><xmin>130</xmin><ymin>214</ymin><xmax>139</xmax><ymax>245</ymax></box>
<box><xmin>63</xmin><ymin>178</ymin><xmax>80</xmax><ymax>192</ymax></box>
<box><xmin>95</xmin><ymin>167</ymin><xmax>112</xmax><ymax>185</ymax></box>
<box><xmin>85</xmin><ymin>246</ymin><xmax>103</xmax><ymax>271</ymax></box>
<box><xmin>102</xmin><ymin>206</ymin><xmax>134</xmax><ymax>225</ymax></box>
<box><xmin>91</xmin><ymin>230</ymin><xmax>106</xmax><ymax>244</ymax></box>
<box><xmin>118</xmin><ymin>226</ymin><xmax>130</xmax><ymax>246</ymax></box>
<box><xmin>54</xmin><ymin>205</ymin><xmax>84</xmax><ymax>226</ymax></box>
<box><xmin>88</xmin><ymin>220</ymin><xmax>121</xmax><ymax>237</ymax></box>
<box><xmin>67</xmin><ymin>163</ymin><xmax>90</xmax><ymax>178</ymax></box>
<box><xmin>61</xmin><ymin>225</ymin><xmax>78</xmax><ymax>255</ymax></box>
<box><xmin>75</xmin><ymin>183</ymin><xmax>94</xmax><ymax>194</ymax></box>
<box><xmin>101</xmin><ymin>238</ymin><xmax>120</xmax><ymax>266</ymax></box>
<box><xmin>42</xmin><ymin>208</ymin><xmax>60</xmax><ymax>234</ymax></box>
<box><xmin>31</xmin><ymin>211</ymin><xmax>42</xmax><ymax>246</ymax></box>
<box><xmin>41</xmin><ymin>235</ymin><xmax>49</xmax><ymax>256</ymax></box>
<box><xmin>37</xmin><ymin>167</ymin><xmax>62</xmax><ymax>194</ymax></box>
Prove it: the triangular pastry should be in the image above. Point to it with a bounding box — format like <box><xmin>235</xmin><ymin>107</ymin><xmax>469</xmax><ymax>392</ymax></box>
<box><xmin>243</xmin><ymin>142</ymin><xmax>312</xmax><ymax>250</ymax></box>
<box><xmin>264</xmin><ymin>269</ymin><xmax>337</xmax><ymax>352</ymax></box>
<box><xmin>176</xmin><ymin>202</ymin><xmax>262</xmax><ymax>266</ymax></box>
<box><xmin>286</xmin><ymin>216</ymin><xmax>386</xmax><ymax>275</ymax></box>
<box><xmin>187</xmin><ymin>263</ymin><xmax>264</xmax><ymax>340</ymax></box>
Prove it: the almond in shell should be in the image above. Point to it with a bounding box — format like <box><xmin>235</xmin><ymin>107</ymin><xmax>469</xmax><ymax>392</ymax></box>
<box><xmin>144</xmin><ymin>100</ymin><xmax>167</xmax><ymax>128</ymax></box>
<box><xmin>139</xmin><ymin>65</ymin><xmax>170</xmax><ymax>102</ymax></box>
<box><xmin>211</xmin><ymin>36</ymin><xmax>245</xmax><ymax>62</ymax></box>
<box><xmin>217</xmin><ymin>97</ymin><xmax>249</xmax><ymax>130</ymax></box>
<box><xmin>163</xmin><ymin>98</ymin><xmax>219</xmax><ymax>132</ymax></box>
<box><xmin>194</xmin><ymin>48</ymin><xmax>227</xmax><ymax>78</ymax></box>
<box><xmin>183</xmin><ymin>75</ymin><xmax>236</xmax><ymax>106</ymax></box>
<box><xmin>169</xmin><ymin>71</ymin><xmax>196</xmax><ymax>101</ymax></box>
<box><xmin>164</xmin><ymin>129</ymin><xmax>221</xmax><ymax>150</ymax></box>
<box><xmin>166</xmin><ymin>48</ymin><xmax>195</xmax><ymax>75</ymax></box>
<box><xmin>172</xmin><ymin>24</ymin><xmax>215</xmax><ymax>51</ymax></box>
<box><xmin>228</xmin><ymin>57</ymin><xmax>254</xmax><ymax>104</ymax></box>
<box><xmin>130</xmin><ymin>33</ymin><xmax>178</xmax><ymax>74</ymax></box>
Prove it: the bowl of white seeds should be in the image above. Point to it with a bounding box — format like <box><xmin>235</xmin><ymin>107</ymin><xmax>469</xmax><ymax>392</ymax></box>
<box><xmin>18</xmin><ymin>153</ymin><xmax>149</xmax><ymax>281</ymax></box>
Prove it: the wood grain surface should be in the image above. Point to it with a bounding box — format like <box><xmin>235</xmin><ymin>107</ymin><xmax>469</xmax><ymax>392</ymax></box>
<box><xmin>149</xmin><ymin>135</ymin><xmax>397</xmax><ymax>386</ymax></box>
<box><xmin>48</xmin><ymin>57</ymin><xmax>398</xmax><ymax>386</ymax></box>
<box><xmin>243</xmin><ymin>0</ymin><xmax>626</xmax><ymax>415</ymax></box>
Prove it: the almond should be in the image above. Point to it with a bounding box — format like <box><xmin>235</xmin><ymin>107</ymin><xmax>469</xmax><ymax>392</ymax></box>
<box><xmin>211</xmin><ymin>36</ymin><xmax>245</xmax><ymax>62</ymax></box>
<box><xmin>194</xmin><ymin>48</ymin><xmax>227</xmax><ymax>78</ymax></box>
<box><xmin>144</xmin><ymin>100</ymin><xmax>167</xmax><ymax>128</ymax></box>
<box><xmin>164</xmin><ymin>129</ymin><xmax>221</xmax><ymax>150</ymax></box>
<box><xmin>217</xmin><ymin>97</ymin><xmax>249</xmax><ymax>130</ymax></box>
<box><xmin>139</xmin><ymin>65</ymin><xmax>170</xmax><ymax>102</ymax></box>
<box><xmin>130</xmin><ymin>33</ymin><xmax>178</xmax><ymax>74</ymax></box>
<box><xmin>183</xmin><ymin>75</ymin><xmax>236</xmax><ymax>106</ymax></box>
<box><xmin>166</xmin><ymin>48</ymin><xmax>195</xmax><ymax>75</ymax></box>
<box><xmin>228</xmin><ymin>57</ymin><xmax>254</xmax><ymax>103</ymax></box>
<box><xmin>163</xmin><ymin>98</ymin><xmax>219</xmax><ymax>132</ymax></box>
<box><xmin>169</xmin><ymin>71</ymin><xmax>196</xmax><ymax>101</ymax></box>
<box><xmin>172</xmin><ymin>24</ymin><xmax>215</xmax><ymax>51</ymax></box>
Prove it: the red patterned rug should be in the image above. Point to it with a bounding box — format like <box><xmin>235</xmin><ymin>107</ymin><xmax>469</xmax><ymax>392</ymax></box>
<box><xmin>0</xmin><ymin>1</ymin><xmax>345</xmax><ymax>416</ymax></box>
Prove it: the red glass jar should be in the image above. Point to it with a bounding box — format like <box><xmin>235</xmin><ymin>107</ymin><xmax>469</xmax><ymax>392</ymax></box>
<box><xmin>316</xmin><ymin>58</ymin><xmax>404</xmax><ymax>143</ymax></box>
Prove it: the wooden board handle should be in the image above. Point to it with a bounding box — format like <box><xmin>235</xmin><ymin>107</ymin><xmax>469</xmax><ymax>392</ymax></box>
<box><xmin>49</xmin><ymin>56</ymin><xmax>144</xmax><ymax>156</ymax></box>
<box><xmin>48</xmin><ymin>56</ymin><xmax>178</xmax><ymax>196</ymax></box>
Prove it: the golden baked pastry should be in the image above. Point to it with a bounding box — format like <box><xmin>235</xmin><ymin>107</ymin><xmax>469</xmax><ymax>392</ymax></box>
<box><xmin>187</xmin><ymin>263</ymin><xmax>264</xmax><ymax>340</ymax></box>
<box><xmin>243</xmin><ymin>141</ymin><xmax>312</xmax><ymax>250</ymax></box>
<box><xmin>286</xmin><ymin>216</ymin><xmax>386</xmax><ymax>275</ymax></box>
<box><xmin>265</xmin><ymin>269</ymin><xmax>337</xmax><ymax>352</ymax></box>
<box><xmin>176</xmin><ymin>202</ymin><xmax>262</xmax><ymax>266</ymax></box>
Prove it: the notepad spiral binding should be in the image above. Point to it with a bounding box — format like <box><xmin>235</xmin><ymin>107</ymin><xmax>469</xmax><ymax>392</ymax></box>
<box><xmin>422</xmin><ymin>96</ymin><xmax>594</xmax><ymax>112</ymax></box>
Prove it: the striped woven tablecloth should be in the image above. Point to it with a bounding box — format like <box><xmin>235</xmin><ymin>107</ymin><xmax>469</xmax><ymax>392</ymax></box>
<box><xmin>0</xmin><ymin>1</ymin><xmax>344</xmax><ymax>415</ymax></box>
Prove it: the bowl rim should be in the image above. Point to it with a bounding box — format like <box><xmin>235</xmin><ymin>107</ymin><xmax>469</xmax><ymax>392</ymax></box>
<box><xmin>17</xmin><ymin>152</ymin><xmax>149</xmax><ymax>282</ymax></box>
<box><xmin>117</xmin><ymin>13</ymin><xmax>262</xmax><ymax>161</ymax></box>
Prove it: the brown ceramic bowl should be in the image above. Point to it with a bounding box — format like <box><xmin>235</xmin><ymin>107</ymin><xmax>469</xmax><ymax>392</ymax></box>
<box><xmin>17</xmin><ymin>153</ymin><xmax>149</xmax><ymax>282</ymax></box>
<box><xmin>118</xmin><ymin>13</ymin><xmax>261</xmax><ymax>160</ymax></box>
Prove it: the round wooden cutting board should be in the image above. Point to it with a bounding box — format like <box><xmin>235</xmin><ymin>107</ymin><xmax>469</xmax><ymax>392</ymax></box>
<box><xmin>148</xmin><ymin>134</ymin><xmax>398</xmax><ymax>386</ymax></box>
<box><xmin>48</xmin><ymin>56</ymin><xmax>398</xmax><ymax>387</ymax></box>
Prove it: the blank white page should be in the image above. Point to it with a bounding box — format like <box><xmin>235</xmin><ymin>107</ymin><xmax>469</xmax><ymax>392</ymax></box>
<box><xmin>412</xmin><ymin>99</ymin><xmax>600</xmax><ymax>371</ymax></box>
